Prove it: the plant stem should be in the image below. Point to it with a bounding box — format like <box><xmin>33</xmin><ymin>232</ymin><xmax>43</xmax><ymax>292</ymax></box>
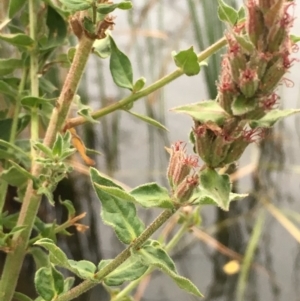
<box><xmin>0</xmin><ymin>34</ymin><xmax>95</xmax><ymax>301</ymax></box>
<box><xmin>113</xmin><ymin>222</ymin><xmax>189</xmax><ymax>301</ymax></box>
<box><xmin>56</xmin><ymin>207</ymin><xmax>180</xmax><ymax>301</ymax></box>
<box><xmin>29</xmin><ymin>0</ymin><xmax>39</xmax><ymax>160</ymax></box>
<box><xmin>65</xmin><ymin>36</ymin><xmax>227</xmax><ymax>130</ymax></box>
<box><xmin>0</xmin><ymin>71</ymin><xmax>27</xmax><ymax>213</ymax></box>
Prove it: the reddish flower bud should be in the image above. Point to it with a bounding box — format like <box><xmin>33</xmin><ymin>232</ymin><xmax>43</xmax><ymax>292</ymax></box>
<box><xmin>249</xmin><ymin>52</ymin><xmax>270</xmax><ymax>79</ymax></box>
<box><xmin>174</xmin><ymin>175</ymin><xmax>199</xmax><ymax>204</ymax></box>
<box><xmin>166</xmin><ymin>142</ymin><xmax>185</xmax><ymax>188</ymax></box>
<box><xmin>172</xmin><ymin>155</ymin><xmax>198</xmax><ymax>188</ymax></box>
<box><xmin>264</xmin><ymin>0</ymin><xmax>285</xmax><ymax>29</ymax></box>
<box><xmin>239</xmin><ymin>67</ymin><xmax>259</xmax><ymax>98</ymax></box>
<box><xmin>267</xmin><ymin>24</ymin><xmax>287</xmax><ymax>52</ymax></box>
<box><xmin>246</xmin><ymin>1</ymin><xmax>265</xmax><ymax>48</ymax></box>
<box><xmin>260</xmin><ymin>55</ymin><xmax>285</xmax><ymax>92</ymax></box>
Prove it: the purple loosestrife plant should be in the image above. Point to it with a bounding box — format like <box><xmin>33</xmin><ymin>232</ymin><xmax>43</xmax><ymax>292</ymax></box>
<box><xmin>0</xmin><ymin>1</ymin><xmax>299</xmax><ymax>301</ymax></box>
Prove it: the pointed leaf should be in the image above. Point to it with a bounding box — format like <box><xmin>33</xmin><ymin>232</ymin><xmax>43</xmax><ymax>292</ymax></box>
<box><xmin>109</xmin><ymin>36</ymin><xmax>133</xmax><ymax>90</ymax></box>
<box><xmin>93</xmin><ymin>34</ymin><xmax>111</xmax><ymax>58</ymax></box>
<box><xmin>0</xmin><ymin>33</ymin><xmax>34</xmax><ymax>48</ymax></box>
<box><xmin>29</xmin><ymin>247</ymin><xmax>50</xmax><ymax>271</ymax></box>
<box><xmin>97</xmin><ymin>1</ymin><xmax>132</xmax><ymax>14</ymax></box>
<box><xmin>130</xmin><ymin>183</ymin><xmax>174</xmax><ymax>209</ymax></box>
<box><xmin>198</xmin><ymin>168</ymin><xmax>231</xmax><ymax>211</ymax></box>
<box><xmin>172</xmin><ymin>47</ymin><xmax>200</xmax><ymax>76</ymax></box>
<box><xmin>13</xmin><ymin>292</ymin><xmax>34</xmax><ymax>301</ymax></box>
<box><xmin>0</xmin><ymin>80</ymin><xmax>17</xmax><ymax>97</ymax></box>
<box><xmin>172</xmin><ymin>100</ymin><xmax>229</xmax><ymax>125</ymax></box>
<box><xmin>218</xmin><ymin>0</ymin><xmax>238</xmax><ymax>25</ymax></box>
<box><xmin>63</xmin><ymin>277</ymin><xmax>75</xmax><ymax>293</ymax></box>
<box><xmin>290</xmin><ymin>34</ymin><xmax>300</xmax><ymax>44</ymax></box>
<box><xmin>249</xmin><ymin>109</ymin><xmax>300</xmax><ymax>128</ymax></box>
<box><xmin>34</xmin><ymin>238</ymin><xmax>69</xmax><ymax>267</ymax></box>
<box><xmin>125</xmin><ymin>110</ymin><xmax>168</xmax><ymax>131</ymax></box>
<box><xmin>90</xmin><ymin>168</ymin><xmax>145</xmax><ymax>244</ymax></box>
<box><xmin>59</xmin><ymin>0</ymin><xmax>92</xmax><ymax>12</ymax></box>
<box><xmin>21</xmin><ymin>96</ymin><xmax>55</xmax><ymax>109</ymax></box>
<box><xmin>34</xmin><ymin>266</ymin><xmax>64</xmax><ymax>301</ymax></box>
<box><xmin>1</xmin><ymin>166</ymin><xmax>30</xmax><ymax>187</ymax></box>
<box><xmin>98</xmin><ymin>257</ymin><xmax>148</xmax><ymax>286</ymax></box>
<box><xmin>231</xmin><ymin>95</ymin><xmax>258</xmax><ymax>116</ymax></box>
<box><xmin>94</xmin><ymin>184</ymin><xmax>136</xmax><ymax>202</ymax></box>
<box><xmin>135</xmin><ymin>242</ymin><xmax>203</xmax><ymax>297</ymax></box>
<box><xmin>133</xmin><ymin>77</ymin><xmax>146</xmax><ymax>92</ymax></box>
<box><xmin>8</xmin><ymin>0</ymin><xmax>27</xmax><ymax>18</ymax></box>
<box><xmin>0</xmin><ymin>58</ymin><xmax>23</xmax><ymax>75</ymax></box>
<box><xmin>67</xmin><ymin>260</ymin><xmax>96</xmax><ymax>280</ymax></box>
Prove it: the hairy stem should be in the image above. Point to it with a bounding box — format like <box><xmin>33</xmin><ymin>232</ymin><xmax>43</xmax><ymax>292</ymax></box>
<box><xmin>0</xmin><ymin>34</ymin><xmax>94</xmax><ymax>301</ymax></box>
<box><xmin>29</xmin><ymin>0</ymin><xmax>39</xmax><ymax>160</ymax></box>
<box><xmin>56</xmin><ymin>207</ymin><xmax>180</xmax><ymax>301</ymax></box>
<box><xmin>113</xmin><ymin>221</ymin><xmax>189</xmax><ymax>301</ymax></box>
<box><xmin>65</xmin><ymin>37</ymin><xmax>227</xmax><ymax>130</ymax></box>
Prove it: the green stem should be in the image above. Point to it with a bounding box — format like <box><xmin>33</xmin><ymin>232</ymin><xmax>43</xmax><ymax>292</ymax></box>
<box><xmin>113</xmin><ymin>222</ymin><xmax>189</xmax><ymax>301</ymax></box>
<box><xmin>56</xmin><ymin>207</ymin><xmax>180</xmax><ymax>301</ymax></box>
<box><xmin>236</xmin><ymin>210</ymin><xmax>264</xmax><ymax>301</ymax></box>
<box><xmin>0</xmin><ymin>34</ymin><xmax>95</xmax><ymax>301</ymax></box>
<box><xmin>29</xmin><ymin>0</ymin><xmax>39</xmax><ymax>160</ymax></box>
<box><xmin>65</xmin><ymin>36</ymin><xmax>227</xmax><ymax>130</ymax></box>
<box><xmin>0</xmin><ymin>71</ymin><xmax>27</xmax><ymax>213</ymax></box>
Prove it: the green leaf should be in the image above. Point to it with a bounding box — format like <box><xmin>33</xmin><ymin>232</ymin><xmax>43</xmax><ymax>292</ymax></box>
<box><xmin>1</xmin><ymin>165</ymin><xmax>30</xmax><ymax>187</ymax></box>
<box><xmin>59</xmin><ymin>199</ymin><xmax>76</xmax><ymax>219</ymax></box>
<box><xmin>13</xmin><ymin>292</ymin><xmax>34</xmax><ymax>301</ymax></box>
<box><xmin>39</xmin><ymin>77</ymin><xmax>58</xmax><ymax>94</ymax></box>
<box><xmin>93</xmin><ymin>184</ymin><xmax>137</xmax><ymax>202</ymax></box>
<box><xmin>231</xmin><ymin>95</ymin><xmax>258</xmax><ymax>116</ymax></box>
<box><xmin>109</xmin><ymin>36</ymin><xmax>133</xmax><ymax>90</ymax></box>
<box><xmin>43</xmin><ymin>5</ymin><xmax>67</xmax><ymax>49</ymax></box>
<box><xmin>217</xmin><ymin>0</ymin><xmax>238</xmax><ymax>25</ymax></box>
<box><xmin>172</xmin><ymin>100</ymin><xmax>229</xmax><ymax>125</ymax></box>
<box><xmin>0</xmin><ymin>80</ymin><xmax>17</xmax><ymax>97</ymax></box>
<box><xmin>130</xmin><ymin>183</ymin><xmax>174</xmax><ymax>209</ymax></box>
<box><xmin>97</xmin><ymin>1</ymin><xmax>133</xmax><ymax>14</ymax></box>
<box><xmin>98</xmin><ymin>257</ymin><xmax>148</xmax><ymax>286</ymax></box>
<box><xmin>229</xmin><ymin>192</ymin><xmax>248</xmax><ymax>202</ymax></box>
<box><xmin>52</xmin><ymin>134</ymin><xmax>64</xmax><ymax>157</ymax></box>
<box><xmin>125</xmin><ymin>110</ymin><xmax>168</xmax><ymax>131</ymax></box>
<box><xmin>29</xmin><ymin>247</ymin><xmax>50</xmax><ymax>271</ymax></box>
<box><xmin>0</xmin><ymin>58</ymin><xmax>23</xmax><ymax>75</ymax></box>
<box><xmin>0</xmin><ymin>33</ymin><xmax>34</xmax><ymax>48</ymax></box>
<box><xmin>63</xmin><ymin>277</ymin><xmax>75</xmax><ymax>293</ymax></box>
<box><xmin>67</xmin><ymin>260</ymin><xmax>97</xmax><ymax>280</ymax></box>
<box><xmin>135</xmin><ymin>242</ymin><xmax>203</xmax><ymax>297</ymax></box>
<box><xmin>290</xmin><ymin>34</ymin><xmax>300</xmax><ymax>44</ymax></box>
<box><xmin>34</xmin><ymin>238</ymin><xmax>69</xmax><ymax>267</ymax></box>
<box><xmin>21</xmin><ymin>96</ymin><xmax>55</xmax><ymax>110</ymax></box>
<box><xmin>249</xmin><ymin>109</ymin><xmax>300</xmax><ymax>128</ymax></box>
<box><xmin>8</xmin><ymin>0</ymin><xmax>27</xmax><ymax>19</ymax></box>
<box><xmin>34</xmin><ymin>142</ymin><xmax>53</xmax><ymax>158</ymax></box>
<box><xmin>0</xmin><ymin>139</ymin><xmax>30</xmax><ymax>163</ymax></box>
<box><xmin>172</xmin><ymin>47</ymin><xmax>200</xmax><ymax>76</ymax></box>
<box><xmin>90</xmin><ymin>168</ymin><xmax>145</xmax><ymax>244</ymax></box>
<box><xmin>133</xmin><ymin>77</ymin><xmax>146</xmax><ymax>92</ymax></box>
<box><xmin>197</xmin><ymin>168</ymin><xmax>231</xmax><ymax>211</ymax></box>
<box><xmin>73</xmin><ymin>95</ymin><xmax>100</xmax><ymax>124</ymax></box>
<box><xmin>93</xmin><ymin>34</ymin><xmax>111</xmax><ymax>58</ymax></box>
<box><xmin>34</xmin><ymin>266</ymin><xmax>64</xmax><ymax>301</ymax></box>
<box><xmin>59</xmin><ymin>0</ymin><xmax>92</xmax><ymax>12</ymax></box>
<box><xmin>237</xmin><ymin>6</ymin><xmax>246</xmax><ymax>21</ymax></box>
